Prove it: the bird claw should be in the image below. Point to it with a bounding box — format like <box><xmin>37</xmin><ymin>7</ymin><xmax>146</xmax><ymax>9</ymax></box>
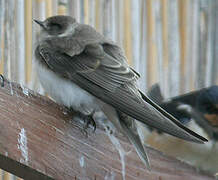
<box><xmin>0</xmin><ymin>74</ymin><xmax>4</xmax><ymax>87</ymax></box>
<box><xmin>72</xmin><ymin>110</ymin><xmax>96</xmax><ymax>135</ymax></box>
<box><xmin>83</xmin><ymin>111</ymin><xmax>96</xmax><ymax>132</ymax></box>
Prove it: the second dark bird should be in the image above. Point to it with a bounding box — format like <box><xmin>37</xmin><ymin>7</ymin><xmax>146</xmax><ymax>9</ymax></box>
<box><xmin>148</xmin><ymin>84</ymin><xmax>218</xmax><ymax>140</ymax></box>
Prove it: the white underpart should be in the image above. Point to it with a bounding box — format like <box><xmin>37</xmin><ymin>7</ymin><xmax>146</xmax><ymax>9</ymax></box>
<box><xmin>177</xmin><ymin>104</ymin><xmax>192</xmax><ymax>113</ymax></box>
<box><xmin>35</xmin><ymin>61</ymin><xmax>98</xmax><ymax>113</ymax></box>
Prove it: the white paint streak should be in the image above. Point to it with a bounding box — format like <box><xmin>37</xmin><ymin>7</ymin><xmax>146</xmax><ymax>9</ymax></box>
<box><xmin>9</xmin><ymin>82</ymin><xmax>14</xmax><ymax>95</ymax></box>
<box><xmin>79</xmin><ymin>156</ymin><xmax>85</xmax><ymax>167</ymax></box>
<box><xmin>17</xmin><ymin>128</ymin><xmax>28</xmax><ymax>164</ymax></box>
<box><xmin>105</xmin><ymin>123</ymin><xmax>126</xmax><ymax>180</ymax></box>
<box><xmin>20</xmin><ymin>84</ymin><xmax>29</xmax><ymax>96</ymax></box>
<box><xmin>104</xmin><ymin>171</ymin><xmax>116</xmax><ymax>180</ymax></box>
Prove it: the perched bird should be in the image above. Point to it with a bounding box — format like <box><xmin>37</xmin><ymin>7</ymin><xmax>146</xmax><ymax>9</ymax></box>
<box><xmin>148</xmin><ymin>84</ymin><xmax>218</xmax><ymax>140</ymax></box>
<box><xmin>34</xmin><ymin>15</ymin><xmax>207</xmax><ymax>168</ymax></box>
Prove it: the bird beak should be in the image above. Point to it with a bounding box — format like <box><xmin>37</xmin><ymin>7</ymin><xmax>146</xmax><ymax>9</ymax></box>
<box><xmin>34</xmin><ymin>19</ymin><xmax>46</xmax><ymax>29</ymax></box>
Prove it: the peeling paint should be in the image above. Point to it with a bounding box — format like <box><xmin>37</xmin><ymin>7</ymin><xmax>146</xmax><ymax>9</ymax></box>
<box><xmin>17</xmin><ymin>128</ymin><xmax>28</xmax><ymax>164</ymax></box>
<box><xmin>9</xmin><ymin>82</ymin><xmax>14</xmax><ymax>95</ymax></box>
<box><xmin>104</xmin><ymin>171</ymin><xmax>116</xmax><ymax>180</ymax></box>
<box><xmin>79</xmin><ymin>156</ymin><xmax>85</xmax><ymax>167</ymax></box>
<box><xmin>20</xmin><ymin>84</ymin><xmax>29</xmax><ymax>96</ymax></box>
<box><xmin>79</xmin><ymin>155</ymin><xmax>88</xmax><ymax>179</ymax></box>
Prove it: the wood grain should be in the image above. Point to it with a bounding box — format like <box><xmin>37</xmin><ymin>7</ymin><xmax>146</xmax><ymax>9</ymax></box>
<box><xmin>0</xmin><ymin>78</ymin><xmax>215</xmax><ymax>180</ymax></box>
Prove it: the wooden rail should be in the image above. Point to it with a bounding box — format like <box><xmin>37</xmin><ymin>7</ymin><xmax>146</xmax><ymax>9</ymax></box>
<box><xmin>0</xmin><ymin>78</ymin><xmax>215</xmax><ymax>180</ymax></box>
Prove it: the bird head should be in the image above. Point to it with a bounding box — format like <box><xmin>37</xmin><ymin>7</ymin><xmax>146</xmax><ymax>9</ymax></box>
<box><xmin>34</xmin><ymin>15</ymin><xmax>77</xmax><ymax>39</ymax></box>
<box><xmin>197</xmin><ymin>86</ymin><xmax>218</xmax><ymax>114</ymax></box>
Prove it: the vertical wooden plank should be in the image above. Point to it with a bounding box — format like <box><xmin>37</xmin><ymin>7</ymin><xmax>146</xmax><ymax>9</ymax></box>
<box><xmin>131</xmin><ymin>0</ymin><xmax>141</xmax><ymax>79</ymax></box>
<box><xmin>197</xmin><ymin>0</ymin><xmax>208</xmax><ymax>89</ymax></box>
<box><xmin>3</xmin><ymin>1</ymin><xmax>9</xmax><ymax>79</ymax></box>
<box><xmin>15</xmin><ymin>0</ymin><xmax>25</xmax><ymax>85</ymax></box>
<box><xmin>153</xmin><ymin>0</ymin><xmax>164</xmax><ymax>91</ymax></box>
<box><xmin>8</xmin><ymin>1</ymin><xmax>16</xmax><ymax>82</ymax></box>
<box><xmin>52</xmin><ymin>0</ymin><xmax>58</xmax><ymax>16</ymax></box>
<box><xmin>138</xmin><ymin>0</ymin><xmax>147</xmax><ymax>92</ymax></box>
<box><xmin>0</xmin><ymin>0</ymin><xmax>5</xmax><ymax>75</ymax></box>
<box><xmin>146</xmin><ymin>0</ymin><xmax>158</xmax><ymax>87</ymax></box>
<box><xmin>34</xmin><ymin>0</ymin><xmax>46</xmax><ymax>20</ymax></box>
<box><xmin>117</xmin><ymin>0</ymin><xmax>124</xmax><ymax>48</ymax></box>
<box><xmin>213</xmin><ymin>0</ymin><xmax>218</xmax><ymax>85</ymax></box>
<box><xmin>84</xmin><ymin>0</ymin><xmax>89</xmax><ymax>24</ymax></box>
<box><xmin>3</xmin><ymin>1</ymin><xmax>16</xmax><ymax>81</ymax></box>
<box><xmin>97</xmin><ymin>0</ymin><xmax>104</xmax><ymax>34</ymax></box>
<box><xmin>80</xmin><ymin>0</ymin><xmax>85</xmax><ymax>23</ymax></box>
<box><xmin>68</xmin><ymin>0</ymin><xmax>80</xmax><ymax>21</ymax></box>
<box><xmin>205</xmin><ymin>0</ymin><xmax>215</xmax><ymax>87</ymax></box>
<box><xmin>58</xmin><ymin>0</ymin><xmax>67</xmax><ymax>15</ymax></box>
<box><xmin>46</xmin><ymin>0</ymin><xmax>53</xmax><ymax>17</ymax></box>
<box><xmin>95</xmin><ymin>0</ymin><xmax>100</xmax><ymax>31</ymax></box>
<box><xmin>88</xmin><ymin>0</ymin><xmax>95</xmax><ymax>27</ymax></box>
<box><xmin>167</xmin><ymin>0</ymin><xmax>180</xmax><ymax>97</ymax></box>
<box><xmin>123</xmin><ymin>0</ymin><xmax>132</xmax><ymax>65</ymax></box>
<box><xmin>24</xmin><ymin>0</ymin><xmax>33</xmax><ymax>84</ymax></box>
<box><xmin>185</xmin><ymin>1</ymin><xmax>194</xmax><ymax>91</ymax></box>
<box><xmin>111</xmin><ymin>0</ymin><xmax>117</xmax><ymax>41</ymax></box>
<box><xmin>102</xmin><ymin>0</ymin><xmax>111</xmax><ymax>38</ymax></box>
<box><xmin>188</xmin><ymin>0</ymin><xmax>200</xmax><ymax>90</ymax></box>
<box><xmin>161</xmin><ymin>0</ymin><xmax>169</xmax><ymax>97</ymax></box>
<box><xmin>0</xmin><ymin>42</ymin><xmax>4</xmax><ymax>75</ymax></box>
<box><xmin>179</xmin><ymin>0</ymin><xmax>188</xmax><ymax>93</ymax></box>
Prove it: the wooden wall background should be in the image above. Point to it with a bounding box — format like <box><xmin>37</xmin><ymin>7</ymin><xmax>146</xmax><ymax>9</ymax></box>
<box><xmin>0</xmin><ymin>0</ymin><xmax>218</xmax><ymax>179</ymax></box>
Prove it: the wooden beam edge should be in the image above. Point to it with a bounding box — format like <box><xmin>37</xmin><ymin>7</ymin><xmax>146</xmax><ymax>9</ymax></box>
<box><xmin>0</xmin><ymin>77</ymin><xmax>215</xmax><ymax>180</ymax></box>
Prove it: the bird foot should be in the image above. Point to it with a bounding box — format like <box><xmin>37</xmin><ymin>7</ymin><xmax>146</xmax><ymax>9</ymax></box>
<box><xmin>82</xmin><ymin>111</ymin><xmax>96</xmax><ymax>132</ymax></box>
<box><xmin>73</xmin><ymin>110</ymin><xmax>96</xmax><ymax>134</ymax></box>
<box><xmin>0</xmin><ymin>74</ymin><xmax>4</xmax><ymax>87</ymax></box>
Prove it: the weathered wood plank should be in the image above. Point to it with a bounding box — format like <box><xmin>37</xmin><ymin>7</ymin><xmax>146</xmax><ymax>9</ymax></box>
<box><xmin>0</xmin><ymin>78</ymin><xmax>215</xmax><ymax>180</ymax></box>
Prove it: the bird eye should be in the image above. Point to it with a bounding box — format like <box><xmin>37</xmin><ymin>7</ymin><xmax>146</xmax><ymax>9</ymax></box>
<box><xmin>49</xmin><ymin>23</ymin><xmax>62</xmax><ymax>32</ymax></box>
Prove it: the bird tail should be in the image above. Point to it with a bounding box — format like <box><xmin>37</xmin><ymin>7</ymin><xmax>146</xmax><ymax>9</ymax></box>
<box><xmin>139</xmin><ymin>90</ymin><xmax>208</xmax><ymax>143</ymax></box>
<box><xmin>119</xmin><ymin>117</ymin><xmax>151</xmax><ymax>169</ymax></box>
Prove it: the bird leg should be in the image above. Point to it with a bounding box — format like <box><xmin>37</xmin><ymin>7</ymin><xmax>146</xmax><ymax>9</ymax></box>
<box><xmin>0</xmin><ymin>74</ymin><xmax>4</xmax><ymax>87</ymax></box>
<box><xmin>72</xmin><ymin>109</ymin><xmax>96</xmax><ymax>133</ymax></box>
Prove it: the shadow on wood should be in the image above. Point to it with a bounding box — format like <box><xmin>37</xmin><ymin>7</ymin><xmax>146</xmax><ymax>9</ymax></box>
<box><xmin>0</xmin><ymin>78</ymin><xmax>215</xmax><ymax>180</ymax></box>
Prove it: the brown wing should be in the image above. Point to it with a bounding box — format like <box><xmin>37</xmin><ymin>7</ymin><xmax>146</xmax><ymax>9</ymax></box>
<box><xmin>36</xmin><ymin>40</ymin><xmax>207</xmax><ymax>143</ymax></box>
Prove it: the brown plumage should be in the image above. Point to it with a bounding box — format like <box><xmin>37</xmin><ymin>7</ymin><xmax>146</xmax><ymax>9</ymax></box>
<box><xmin>34</xmin><ymin>15</ymin><xmax>207</xmax><ymax>169</ymax></box>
